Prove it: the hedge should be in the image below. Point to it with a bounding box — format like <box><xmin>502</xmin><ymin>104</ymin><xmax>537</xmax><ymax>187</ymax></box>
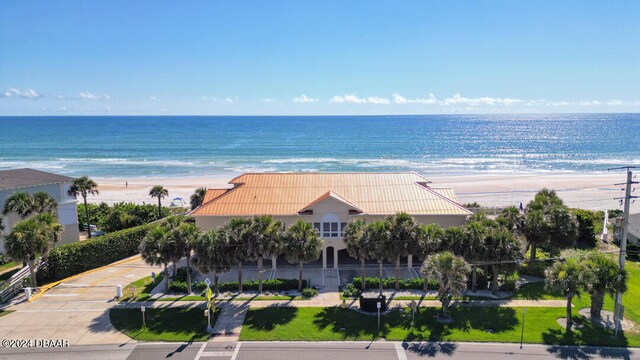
<box><xmin>169</xmin><ymin>278</ymin><xmax>308</xmax><ymax>293</ymax></box>
<box><xmin>352</xmin><ymin>277</ymin><xmax>439</xmax><ymax>290</ymax></box>
<box><xmin>39</xmin><ymin>221</ymin><xmax>163</xmax><ymax>282</ymax></box>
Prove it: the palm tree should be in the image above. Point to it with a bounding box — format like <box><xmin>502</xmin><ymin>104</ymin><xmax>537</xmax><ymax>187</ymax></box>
<box><xmin>545</xmin><ymin>258</ymin><xmax>587</xmax><ymax>331</ymax></box>
<box><xmin>170</xmin><ymin>221</ymin><xmax>201</xmax><ymax>293</ymax></box>
<box><xmin>463</xmin><ymin>221</ymin><xmax>488</xmax><ymax>292</ymax></box>
<box><xmin>344</xmin><ymin>219</ymin><xmax>369</xmax><ymax>291</ymax></box>
<box><xmin>5</xmin><ymin>214</ymin><xmax>63</xmax><ymax>288</ymax></box>
<box><xmin>386</xmin><ymin>212</ymin><xmax>417</xmax><ymax>291</ymax></box>
<box><xmin>190</xmin><ymin>187</ymin><xmax>207</xmax><ymax>210</ymax></box>
<box><xmin>496</xmin><ymin>206</ymin><xmax>523</xmax><ymax>232</ymax></box>
<box><xmin>192</xmin><ymin>229</ymin><xmax>234</xmax><ymax>297</ymax></box>
<box><xmin>31</xmin><ymin>192</ymin><xmax>58</xmax><ymax>214</ymax></box>
<box><xmin>246</xmin><ymin>216</ymin><xmax>284</xmax><ymax>293</ymax></box>
<box><xmin>284</xmin><ymin>220</ymin><xmax>322</xmax><ymax>291</ymax></box>
<box><xmin>421</xmin><ymin>251</ymin><xmax>470</xmax><ymax>318</ymax></box>
<box><xmin>3</xmin><ymin>192</ymin><xmax>34</xmax><ymax>219</ymax></box>
<box><xmin>366</xmin><ymin>221</ymin><xmax>392</xmax><ymax>296</ymax></box>
<box><xmin>547</xmin><ymin>206</ymin><xmax>577</xmax><ymax>254</ymax></box>
<box><xmin>224</xmin><ymin>218</ymin><xmax>251</xmax><ymax>293</ymax></box>
<box><xmin>486</xmin><ymin>228</ymin><xmax>522</xmax><ymax>292</ymax></box>
<box><xmin>523</xmin><ymin>209</ymin><xmax>548</xmax><ymax>261</ymax></box>
<box><xmin>139</xmin><ymin>226</ymin><xmax>174</xmax><ymax>293</ymax></box>
<box><xmin>149</xmin><ymin>185</ymin><xmax>169</xmax><ymax>219</ymax></box>
<box><xmin>584</xmin><ymin>251</ymin><xmax>627</xmax><ymax>320</ymax></box>
<box><xmin>416</xmin><ymin>223</ymin><xmax>443</xmax><ymax>292</ymax></box>
<box><xmin>67</xmin><ymin>176</ymin><xmax>99</xmax><ymax>239</ymax></box>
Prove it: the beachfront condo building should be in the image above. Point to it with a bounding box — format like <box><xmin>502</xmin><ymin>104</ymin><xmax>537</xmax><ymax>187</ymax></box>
<box><xmin>0</xmin><ymin>168</ymin><xmax>80</xmax><ymax>251</ymax></box>
<box><xmin>191</xmin><ymin>172</ymin><xmax>472</xmax><ymax>269</ymax></box>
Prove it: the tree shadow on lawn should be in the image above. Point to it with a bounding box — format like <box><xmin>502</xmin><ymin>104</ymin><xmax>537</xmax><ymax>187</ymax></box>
<box><xmin>312</xmin><ymin>307</ymin><xmax>393</xmax><ymax>340</ymax></box>
<box><xmin>542</xmin><ymin>318</ymin><xmax>632</xmax><ymax>360</ymax></box>
<box><xmin>515</xmin><ymin>282</ymin><xmax>562</xmax><ymax>300</ymax></box>
<box><xmin>108</xmin><ymin>308</ymin><xmax>212</xmax><ymax>342</ymax></box>
<box><xmin>406</xmin><ymin>307</ymin><xmax>519</xmax><ymax>341</ymax></box>
<box><xmin>243</xmin><ymin>306</ymin><xmax>298</xmax><ymax>331</ymax></box>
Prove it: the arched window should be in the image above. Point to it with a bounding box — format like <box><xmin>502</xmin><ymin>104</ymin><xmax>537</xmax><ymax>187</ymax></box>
<box><xmin>313</xmin><ymin>213</ymin><xmax>346</xmax><ymax>238</ymax></box>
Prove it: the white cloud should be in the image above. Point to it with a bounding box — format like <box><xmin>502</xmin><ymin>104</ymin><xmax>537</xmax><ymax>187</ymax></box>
<box><xmin>578</xmin><ymin>100</ymin><xmax>601</xmax><ymax>106</ymax></box>
<box><xmin>545</xmin><ymin>101</ymin><xmax>571</xmax><ymax>106</ymax></box>
<box><xmin>1</xmin><ymin>88</ymin><xmax>42</xmax><ymax>99</ymax></box>
<box><xmin>393</xmin><ymin>93</ymin><xmax>437</xmax><ymax>104</ymax></box>
<box><xmin>606</xmin><ymin>99</ymin><xmax>623</xmax><ymax>106</ymax></box>
<box><xmin>292</xmin><ymin>94</ymin><xmax>319</xmax><ymax>103</ymax></box>
<box><xmin>79</xmin><ymin>92</ymin><xmax>110</xmax><ymax>101</ymax></box>
<box><xmin>202</xmin><ymin>96</ymin><xmax>236</xmax><ymax>103</ymax></box>
<box><xmin>259</xmin><ymin>98</ymin><xmax>275</xmax><ymax>103</ymax></box>
<box><xmin>441</xmin><ymin>93</ymin><xmax>523</xmax><ymax>106</ymax></box>
<box><xmin>330</xmin><ymin>93</ymin><xmax>390</xmax><ymax>104</ymax></box>
<box><xmin>149</xmin><ymin>96</ymin><xmax>157</xmax><ymax>101</ymax></box>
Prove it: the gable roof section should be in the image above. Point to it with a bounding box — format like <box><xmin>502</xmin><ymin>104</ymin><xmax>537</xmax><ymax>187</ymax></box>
<box><xmin>192</xmin><ymin>172</ymin><xmax>471</xmax><ymax>216</ymax></box>
<box><xmin>202</xmin><ymin>189</ymin><xmax>230</xmax><ymax>204</ymax></box>
<box><xmin>0</xmin><ymin>168</ymin><xmax>74</xmax><ymax>190</ymax></box>
<box><xmin>299</xmin><ymin>190</ymin><xmax>363</xmax><ymax>213</ymax></box>
<box><xmin>425</xmin><ymin>187</ymin><xmax>458</xmax><ymax>202</ymax></box>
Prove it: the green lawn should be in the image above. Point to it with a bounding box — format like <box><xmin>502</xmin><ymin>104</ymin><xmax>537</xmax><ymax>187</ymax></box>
<box><xmin>159</xmin><ymin>294</ymin><xmax>307</xmax><ymax>302</ymax></box>
<box><xmin>0</xmin><ymin>267</ymin><xmax>21</xmax><ymax>282</ymax></box>
<box><xmin>0</xmin><ymin>262</ymin><xmax>17</xmax><ymax>273</ymax></box>
<box><xmin>121</xmin><ymin>274</ymin><xmax>165</xmax><ymax>301</ymax></box>
<box><xmin>240</xmin><ymin>306</ymin><xmax>639</xmax><ymax>346</ymax></box>
<box><xmin>0</xmin><ymin>310</ymin><xmax>14</xmax><ymax>318</ymax></box>
<box><xmin>109</xmin><ymin>307</ymin><xmax>219</xmax><ymax>342</ymax></box>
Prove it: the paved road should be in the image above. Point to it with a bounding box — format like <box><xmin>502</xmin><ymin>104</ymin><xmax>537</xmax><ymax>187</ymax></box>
<box><xmin>0</xmin><ymin>341</ymin><xmax>635</xmax><ymax>360</ymax></box>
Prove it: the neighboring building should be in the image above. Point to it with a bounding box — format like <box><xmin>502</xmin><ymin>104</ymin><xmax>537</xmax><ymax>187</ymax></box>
<box><xmin>627</xmin><ymin>213</ymin><xmax>640</xmax><ymax>245</ymax></box>
<box><xmin>0</xmin><ymin>168</ymin><xmax>79</xmax><ymax>251</ymax></box>
<box><xmin>191</xmin><ymin>172</ymin><xmax>472</xmax><ymax>269</ymax></box>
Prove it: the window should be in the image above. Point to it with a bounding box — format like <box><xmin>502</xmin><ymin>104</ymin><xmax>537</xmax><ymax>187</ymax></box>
<box><xmin>320</xmin><ymin>213</ymin><xmax>342</xmax><ymax>238</ymax></box>
<box><xmin>340</xmin><ymin>223</ymin><xmax>346</xmax><ymax>237</ymax></box>
<box><xmin>313</xmin><ymin>223</ymin><xmax>321</xmax><ymax>234</ymax></box>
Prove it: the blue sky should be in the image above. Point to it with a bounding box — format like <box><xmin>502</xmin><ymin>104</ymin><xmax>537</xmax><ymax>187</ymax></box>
<box><xmin>1</xmin><ymin>1</ymin><xmax>639</xmax><ymax>115</ymax></box>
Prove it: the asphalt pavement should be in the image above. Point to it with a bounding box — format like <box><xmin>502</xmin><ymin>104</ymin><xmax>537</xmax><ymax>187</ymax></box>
<box><xmin>0</xmin><ymin>341</ymin><xmax>636</xmax><ymax>360</ymax></box>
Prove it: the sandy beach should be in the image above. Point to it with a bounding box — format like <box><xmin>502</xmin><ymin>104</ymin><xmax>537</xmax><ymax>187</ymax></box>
<box><xmin>91</xmin><ymin>172</ymin><xmax>627</xmax><ymax>211</ymax></box>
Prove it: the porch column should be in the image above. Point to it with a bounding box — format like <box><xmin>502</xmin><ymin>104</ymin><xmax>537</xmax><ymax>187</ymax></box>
<box><xmin>333</xmin><ymin>247</ymin><xmax>339</xmax><ymax>269</ymax></box>
<box><xmin>322</xmin><ymin>247</ymin><xmax>327</xmax><ymax>269</ymax></box>
<box><xmin>407</xmin><ymin>255</ymin><xmax>413</xmax><ymax>269</ymax></box>
<box><xmin>272</xmin><ymin>256</ymin><xmax>277</xmax><ymax>270</ymax></box>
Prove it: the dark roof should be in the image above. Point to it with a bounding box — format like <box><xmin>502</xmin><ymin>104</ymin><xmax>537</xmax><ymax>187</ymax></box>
<box><xmin>0</xmin><ymin>168</ymin><xmax>74</xmax><ymax>190</ymax></box>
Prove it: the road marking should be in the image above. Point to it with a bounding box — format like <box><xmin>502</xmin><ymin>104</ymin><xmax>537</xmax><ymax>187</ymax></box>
<box><xmin>395</xmin><ymin>342</ymin><xmax>408</xmax><ymax>360</ymax></box>
<box><xmin>194</xmin><ymin>342</ymin><xmax>207</xmax><ymax>360</ymax></box>
<box><xmin>231</xmin><ymin>342</ymin><xmax>241</xmax><ymax>360</ymax></box>
<box><xmin>200</xmin><ymin>351</ymin><xmax>234</xmax><ymax>356</ymax></box>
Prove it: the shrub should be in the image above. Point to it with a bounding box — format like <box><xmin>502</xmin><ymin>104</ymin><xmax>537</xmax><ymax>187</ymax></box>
<box><xmin>302</xmin><ymin>287</ymin><xmax>318</xmax><ymax>298</ymax></box>
<box><xmin>185</xmin><ymin>278</ymin><xmax>308</xmax><ymax>294</ymax></box>
<box><xmin>169</xmin><ymin>280</ymin><xmax>189</xmax><ymax>293</ymax></box>
<box><xmin>352</xmin><ymin>277</ymin><xmax>439</xmax><ymax>290</ymax></box>
<box><xmin>359</xmin><ymin>295</ymin><xmax>387</xmax><ymax>312</ymax></box>
<box><xmin>342</xmin><ymin>283</ymin><xmax>361</xmax><ymax>298</ymax></box>
<box><xmin>38</xmin><ymin>221</ymin><xmax>164</xmax><ymax>282</ymax></box>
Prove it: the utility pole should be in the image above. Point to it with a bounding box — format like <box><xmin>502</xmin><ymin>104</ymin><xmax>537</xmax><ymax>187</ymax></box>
<box><xmin>609</xmin><ymin>166</ymin><xmax>638</xmax><ymax>326</ymax></box>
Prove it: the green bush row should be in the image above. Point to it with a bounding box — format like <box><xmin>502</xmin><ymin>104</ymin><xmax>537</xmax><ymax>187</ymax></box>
<box><xmin>352</xmin><ymin>277</ymin><xmax>439</xmax><ymax>290</ymax></box>
<box><xmin>39</xmin><ymin>221</ymin><xmax>162</xmax><ymax>282</ymax></box>
<box><xmin>169</xmin><ymin>278</ymin><xmax>308</xmax><ymax>293</ymax></box>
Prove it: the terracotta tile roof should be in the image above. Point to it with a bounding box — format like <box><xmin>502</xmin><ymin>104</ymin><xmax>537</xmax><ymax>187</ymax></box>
<box><xmin>202</xmin><ymin>189</ymin><xmax>229</xmax><ymax>204</ymax></box>
<box><xmin>0</xmin><ymin>168</ymin><xmax>73</xmax><ymax>190</ymax></box>
<box><xmin>192</xmin><ymin>172</ymin><xmax>471</xmax><ymax>216</ymax></box>
<box><xmin>299</xmin><ymin>190</ymin><xmax>363</xmax><ymax>213</ymax></box>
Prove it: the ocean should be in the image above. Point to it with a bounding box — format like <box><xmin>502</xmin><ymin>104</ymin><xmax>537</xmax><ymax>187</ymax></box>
<box><xmin>0</xmin><ymin>114</ymin><xmax>639</xmax><ymax>178</ymax></box>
